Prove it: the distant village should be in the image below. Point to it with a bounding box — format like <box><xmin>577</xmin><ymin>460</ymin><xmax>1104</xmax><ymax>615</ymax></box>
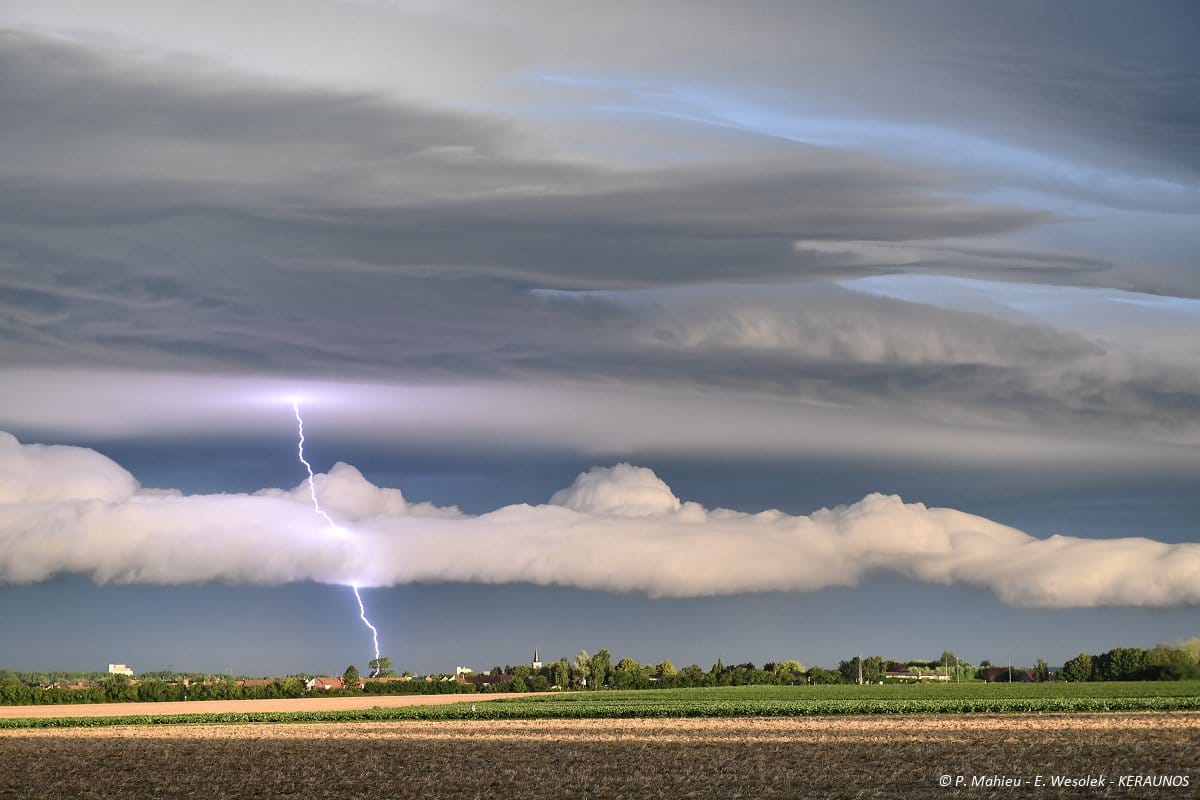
<box><xmin>3</xmin><ymin>639</ymin><xmax>1196</xmax><ymax>706</ymax></box>
<box><xmin>17</xmin><ymin>659</ymin><xmax>531</xmax><ymax>702</ymax></box>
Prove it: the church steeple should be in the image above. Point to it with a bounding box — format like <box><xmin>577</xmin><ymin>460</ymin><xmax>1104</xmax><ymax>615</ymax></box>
<box><xmin>532</xmin><ymin>648</ymin><xmax>542</xmax><ymax>670</ymax></box>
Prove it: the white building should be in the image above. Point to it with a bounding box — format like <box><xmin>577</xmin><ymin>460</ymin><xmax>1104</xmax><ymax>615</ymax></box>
<box><xmin>107</xmin><ymin>663</ymin><xmax>134</xmax><ymax>676</ymax></box>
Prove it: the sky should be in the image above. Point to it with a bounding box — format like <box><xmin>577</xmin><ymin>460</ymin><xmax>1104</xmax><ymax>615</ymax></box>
<box><xmin>1</xmin><ymin>0</ymin><xmax>1198</xmax><ymax>677</ymax></box>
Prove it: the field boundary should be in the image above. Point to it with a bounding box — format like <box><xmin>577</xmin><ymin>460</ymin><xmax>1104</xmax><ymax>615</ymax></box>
<box><xmin>0</xmin><ymin>691</ymin><xmax>544</xmax><ymax>722</ymax></box>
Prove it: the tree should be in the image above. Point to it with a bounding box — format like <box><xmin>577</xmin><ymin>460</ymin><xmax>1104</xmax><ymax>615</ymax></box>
<box><xmin>1034</xmin><ymin>658</ymin><xmax>1050</xmax><ymax>682</ymax></box>
<box><xmin>949</xmin><ymin>659</ymin><xmax>976</xmax><ymax>682</ymax></box>
<box><xmin>1171</xmin><ymin>637</ymin><xmax>1200</xmax><ymax>663</ymax></box>
<box><xmin>1061</xmin><ymin>652</ymin><xmax>1093</xmax><ymax>682</ymax></box>
<box><xmin>612</xmin><ymin>658</ymin><xmax>649</xmax><ymax>689</ymax></box>
<box><xmin>102</xmin><ymin>674</ymin><xmax>137</xmax><ymax>703</ymax></box>
<box><xmin>572</xmin><ymin>650</ymin><xmax>591</xmax><ymax>688</ymax></box>
<box><xmin>837</xmin><ymin>657</ymin><xmax>862</xmax><ymax>684</ymax></box>
<box><xmin>136</xmin><ymin>679</ymin><xmax>180</xmax><ymax>702</ymax></box>
<box><xmin>862</xmin><ymin>656</ymin><xmax>886</xmax><ymax>684</ymax></box>
<box><xmin>590</xmin><ymin>649</ymin><xmax>612</xmax><ymax>689</ymax></box>
<box><xmin>368</xmin><ymin>657</ymin><xmax>394</xmax><ymax>678</ymax></box>
<box><xmin>806</xmin><ymin>667</ymin><xmax>842</xmax><ymax>685</ymax></box>
<box><xmin>1113</xmin><ymin>648</ymin><xmax>1145</xmax><ymax>681</ymax></box>
<box><xmin>210</xmin><ymin>680</ymin><xmax>240</xmax><ymax>700</ymax></box>
<box><xmin>551</xmin><ymin>660</ymin><xmax>569</xmax><ymax>689</ymax></box>
<box><xmin>776</xmin><ymin>660</ymin><xmax>804</xmax><ymax>676</ymax></box>
<box><xmin>342</xmin><ymin>665</ymin><xmax>361</xmax><ymax>690</ymax></box>
<box><xmin>1165</xmin><ymin>649</ymin><xmax>1200</xmax><ymax>680</ymax></box>
<box><xmin>1094</xmin><ymin>647</ymin><xmax>1145</xmax><ymax>681</ymax></box>
<box><xmin>656</xmin><ymin>659</ymin><xmax>678</xmax><ymax>678</ymax></box>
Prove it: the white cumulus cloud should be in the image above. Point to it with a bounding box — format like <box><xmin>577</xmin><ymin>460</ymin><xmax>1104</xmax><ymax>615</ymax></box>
<box><xmin>1</xmin><ymin>434</ymin><xmax>1196</xmax><ymax>608</ymax></box>
<box><xmin>549</xmin><ymin>463</ymin><xmax>683</xmax><ymax>516</ymax></box>
<box><xmin>0</xmin><ymin>431</ymin><xmax>139</xmax><ymax>504</ymax></box>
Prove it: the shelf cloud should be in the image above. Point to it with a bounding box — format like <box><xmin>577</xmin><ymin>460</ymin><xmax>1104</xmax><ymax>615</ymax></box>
<box><xmin>3</xmin><ymin>433</ymin><xmax>1195</xmax><ymax>608</ymax></box>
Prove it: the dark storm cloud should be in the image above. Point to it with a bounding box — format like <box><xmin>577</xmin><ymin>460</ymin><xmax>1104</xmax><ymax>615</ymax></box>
<box><xmin>0</xmin><ymin>24</ymin><xmax>1196</xmax><ymax>447</ymax></box>
<box><xmin>0</xmin><ymin>31</ymin><xmax>514</xmax><ymax>167</ymax></box>
<box><xmin>516</xmin><ymin>0</ymin><xmax>1200</xmax><ymax>180</ymax></box>
<box><xmin>5</xmin><ymin>1</ymin><xmax>1198</xmax><ymax>194</ymax></box>
<box><xmin>523</xmin><ymin>284</ymin><xmax>1200</xmax><ymax>443</ymax></box>
<box><xmin>0</xmin><ymin>32</ymin><xmax>1055</xmax><ymax>273</ymax></box>
<box><xmin>0</xmin><ymin>35</ymin><xmax>1082</xmax><ymax>355</ymax></box>
<box><xmin>1</xmin><ymin>27</ymin><xmax>1090</xmax><ymax>388</ymax></box>
<box><xmin>884</xmin><ymin>0</ymin><xmax>1200</xmax><ymax>179</ymax></box>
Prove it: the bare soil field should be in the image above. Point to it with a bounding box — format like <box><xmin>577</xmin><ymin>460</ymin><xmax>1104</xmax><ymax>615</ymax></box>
<box><xmin>1</xmin><ymin>713</ymin><xmax>1196</xmax><ymax>799</ymax></box>
<box><xmin>0</xmin><ymin>691</ymin><xmax>535</xmax><ymax>719</ymax></box>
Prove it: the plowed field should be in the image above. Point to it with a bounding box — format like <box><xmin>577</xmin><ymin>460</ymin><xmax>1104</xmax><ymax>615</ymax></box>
<box><xmin>1</xmin><ymin>713</ymin><xmax>1196</xmax><ymax>799</ymax></box>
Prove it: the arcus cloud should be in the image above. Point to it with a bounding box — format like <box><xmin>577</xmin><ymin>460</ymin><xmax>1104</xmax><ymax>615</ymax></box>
<box><xmin>1</xmin><ymin>433</ymin><xmax>1196</xmax><ymax>608</ymax></box>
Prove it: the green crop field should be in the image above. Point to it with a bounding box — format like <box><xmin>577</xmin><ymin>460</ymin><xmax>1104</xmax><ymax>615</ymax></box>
<box><xmin>2</xmin><ymin>681</ymin><xmax>1198</xmax><ymax>729</ymax></box>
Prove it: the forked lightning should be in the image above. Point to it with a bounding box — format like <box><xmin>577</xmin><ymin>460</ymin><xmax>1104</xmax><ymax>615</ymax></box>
<box><xmin>293</xmin><ymin>401</ymin><xmax>382</xmax><ymax>674</ymax></box>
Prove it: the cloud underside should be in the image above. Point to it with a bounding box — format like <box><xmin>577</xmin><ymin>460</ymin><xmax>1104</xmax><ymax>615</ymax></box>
<box><xmin>2</xmin><ymin>31</ymin><xmax>1196</xmax><ymax>445</ymax></box>
<box><xmin>1</xmin><ymin>31</ymin><xmax>1197</xmax><ymax>445</ymax></box>
<box><xmin>2</xmin><ymin>433</ymin><xmax>1195</xmax><ymax>608</ymax></box>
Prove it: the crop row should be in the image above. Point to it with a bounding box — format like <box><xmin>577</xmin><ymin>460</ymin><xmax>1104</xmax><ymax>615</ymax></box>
<box><xmin>522</xmin><ymin>681</ymin><xmax>1200</xmax><ymax>703</ymax></box>
<box><xmin>3</xmin><ymin>694</ymin><xmax>1199</xmax><ymax>729</ymax></box>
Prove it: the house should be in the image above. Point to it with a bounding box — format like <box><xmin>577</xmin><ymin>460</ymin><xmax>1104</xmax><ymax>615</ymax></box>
<box><xmin>306</xmin><ymin>676</ymin><xmax>345</xmax><ymax>691</ymax></box>
<box><xmin>884</xmin><ymin>671</ymin><xmax>951</xmax><ymax>682</ymax></box>
<box><xmin>107</xmin><ymin>663</ymin><xmax>134</xmax><ymax>676</ymax></box>
<box><xmin>238</xmin><ymin>679</ymin><xmax>274</xmax><ymax>688</ymax></box>
<box><xmin>458</xmin><ymin>672</ymin><xmax>513</xmax><ymax>688</ymax></box>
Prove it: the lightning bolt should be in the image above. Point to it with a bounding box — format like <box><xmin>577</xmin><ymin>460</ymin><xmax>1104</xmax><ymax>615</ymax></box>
<box><xmin>293</xmin><ymin>401</ymin><xmax>382</xmax><ymax>676</ymax></box>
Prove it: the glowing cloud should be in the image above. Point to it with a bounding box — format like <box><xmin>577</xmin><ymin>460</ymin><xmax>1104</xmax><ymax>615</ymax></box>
<box><xmin>1</xmin><ymin>433</ymin><xmax>1197</xmax><ymax>609</ymax></box>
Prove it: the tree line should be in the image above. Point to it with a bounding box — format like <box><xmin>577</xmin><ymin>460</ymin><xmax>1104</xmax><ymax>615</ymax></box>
<box><xmin>3</xmin><ymin>638</ymin><xmax>1196</xmax><ymax>705</ymax></box>
<box><xmin>456</xmin><ymin>641</ymin><xmax>1200</xmax><ymax>691</ymax></box>
<box><xmin>0</xmin><ymin>674</ymin><xmax>313</xmax><ymax>706</ymax></box>
<box><xmin>406</xmin><ymin>649</ymin><xmax>982</xmax><ymax>692</ymax></box>
<box><xmin>1060</xmin><ymin>640</ymin><xmax>1200</xmax><ymax>682</ymax></box>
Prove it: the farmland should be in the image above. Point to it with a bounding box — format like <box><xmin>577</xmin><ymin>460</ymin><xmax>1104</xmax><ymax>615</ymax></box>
<box><xmin>1</xmin><ymin>681</ymin><xmax>1198</xmax><ymax>727</ymax></box>
<box><xmin>1</xmin><ymin>713</ymin><xmax>1196</xmax><ymax>799</ymax></box>
<box><xmin>2</xmin><ymin>685</ymin><xmax>1195</xmax><ymax>797</ymax></box>
<box><xmin>0</xmin><ymin>689</ymin><xmax>536</xmax><ymax>721</ymax></box>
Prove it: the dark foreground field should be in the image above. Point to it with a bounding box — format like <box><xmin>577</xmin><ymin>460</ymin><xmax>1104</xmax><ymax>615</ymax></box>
<box><xmin>2</xmin><ymin>713</ymin><xmax>1196</xmax><ymax>799</ymax></box>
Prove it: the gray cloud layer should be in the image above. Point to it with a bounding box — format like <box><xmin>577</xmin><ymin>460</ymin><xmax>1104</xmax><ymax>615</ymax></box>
<box><xmin>3</xmin><ymin>434</ymin><xmax>1197</xmax><ymax>607</ymax></box>
<box><xmin>0</xmin><ymin>6</ymin><xmax>1196</xmax><ymax>457</ymax></box>
<box><xmin>0</xmin><ymin>31</ymin><xmax>1051</xmax><ymax>271</ymax></box>
<box><xmin>6</xmin><ymin>0</ymin><xmax>1196</xmax><ymax>178</ymax></box>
